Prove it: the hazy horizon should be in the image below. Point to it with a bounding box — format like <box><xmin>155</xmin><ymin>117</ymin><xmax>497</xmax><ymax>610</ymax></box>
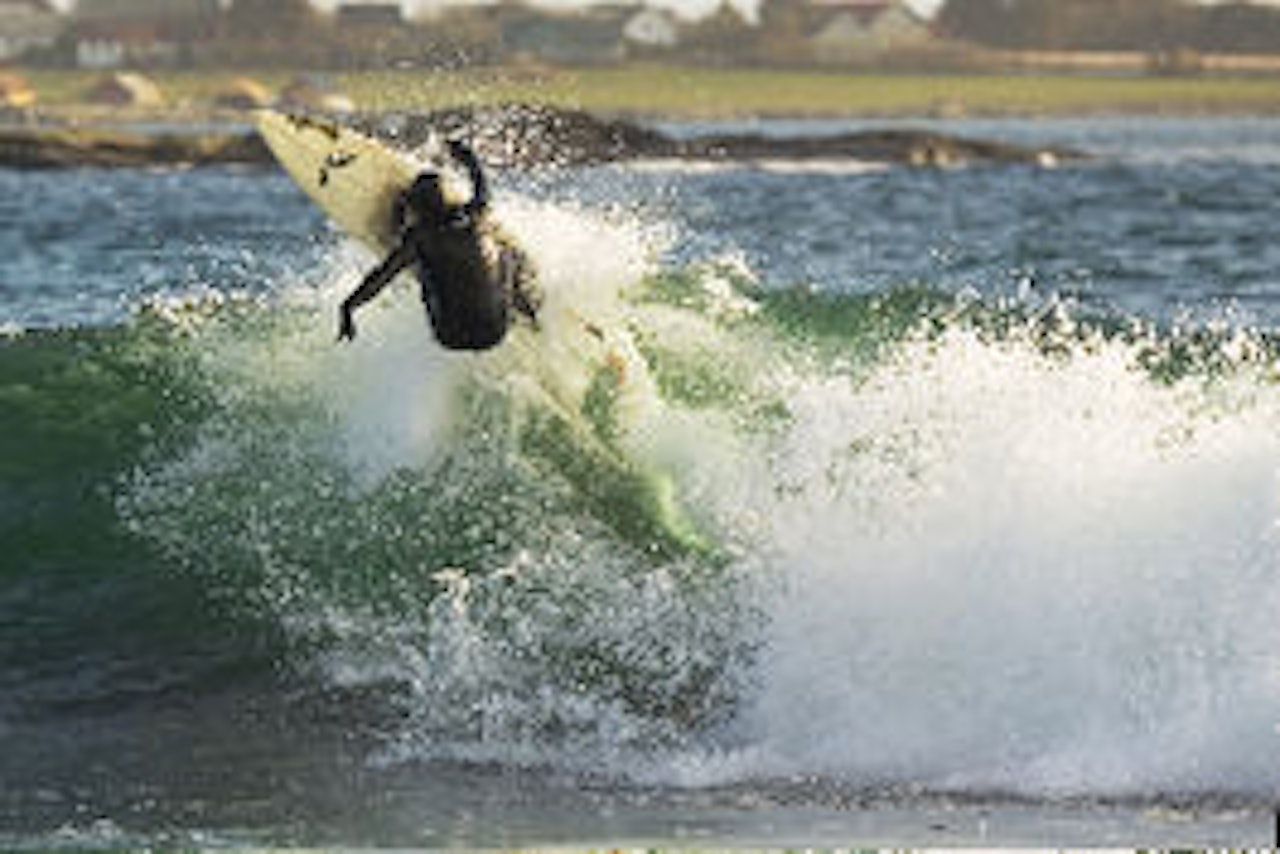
<box><xmin>55</xmin><ymin>0</ymin><xmax>941</xmax><ymax>23</ymax></box>
<box><xmin>53</xmin><ymin>0</ymin><xmax>1280</xmax><ymax>25</ymax></box>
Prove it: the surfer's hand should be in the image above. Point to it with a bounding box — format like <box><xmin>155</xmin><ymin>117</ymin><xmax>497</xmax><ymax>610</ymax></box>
<box><xmin>337</xmin><ymin>308</ymin><xmax>356</xmax><ymax>342</ymax></box>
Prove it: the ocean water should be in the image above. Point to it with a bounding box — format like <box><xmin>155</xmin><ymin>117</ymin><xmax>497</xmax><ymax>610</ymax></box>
<box><xmin>3</xmin><ymin>116</ymin><xmax>1280</xmax><ymax>847</ymax></box>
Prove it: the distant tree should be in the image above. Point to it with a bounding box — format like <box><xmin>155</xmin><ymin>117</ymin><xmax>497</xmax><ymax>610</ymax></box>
<box><xmin>936</xmin><ymin>0</ymin><xmax>1015</xmax><ymax>45</ymax></box>
<box><xmin>683</xmin><ymin>1</ymin><xmax>756</xmax><ymax>65</ymax></box>
<box><xmin>935</xmin><ymin>0</ymin><xmax>1065</xmax><ymax>48</ymax></box>
<box><xmin>413</xmin><ymin>4</ymin><xmax>504</xmax><ymax>67</ymax></box>
<box><xmin>936</xmin><ymin>0</ymin><xmax>1194</xmax><ymax>50</ymax></box>
<box><xmin>1053</xmin><ymin>0</ymin><xmax>1191</xmax><ymax>50</ymax></box>
<box><xmin>1195</xmin><ymin>2</ymin><xmax>1280</xmax><ymax>53</ymax></box>
<box><xmin>1006</xmin><ymin>0</ymin><xmax>1061</xmax><ymax>47</ymax></box>
<box><xmin>198</xmin><ymin>0</ymin><xmax>333</xmax><ymax>66</ymax></box>
<box><xmin>756</xmin><ymin>0</ymin><xmax>812</xmax><ymax>62</ymax></box>
<box><xmin>224</xmin><ymin>0</ymin><xmax>321</xmax><ymax>40</ymax></box>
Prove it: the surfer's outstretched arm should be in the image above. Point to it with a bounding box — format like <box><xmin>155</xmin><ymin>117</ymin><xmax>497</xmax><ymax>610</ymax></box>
<box><xmin>448</xmin><ymin>139</ymin><xmax>489</xmax><ymax>219</ymax></box>
<box><xmin>390</xmin><ymin>188</ymin><xmax>409</xmax><ymax>235</ymax></box>
<box><xmin>339</xmin><ymin>242</ymin><xmax>415</xmax><ymax>342</ymax></box>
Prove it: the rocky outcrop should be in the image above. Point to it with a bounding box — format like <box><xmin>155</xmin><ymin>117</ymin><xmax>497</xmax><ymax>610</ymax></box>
<box><xmin>361</xmin><ymin>104</ymin><xmax>1084</xmax><ymax>167</ymax></box>
<box><xmin>0</xmin><ymin>105</ymin><xmax>1084</xmax><ymax>170</ymax></box>
<box><xmin>673</xmin><ymin>127</ymin><xmax>1073</xmax><ymax>167</ymax></box>
<box><xmin>356</xmin><ymin>104</ymin><xmax>678</xmax><ymax>168</ymax></box>
<box><xmin>0</xmin><ymin>126</ymin><xmax>271</xmax><ymax>169</ymax></box>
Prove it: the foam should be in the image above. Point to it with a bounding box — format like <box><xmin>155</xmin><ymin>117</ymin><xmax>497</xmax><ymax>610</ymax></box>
<box><xmin>665</xmin><ymin>325</ymin><xmax>1280</xmax><ymax>797</ymax></box>
<box><xmin>122</xmin><ymin>192</ymin><xmax>1280</xmax><ymax>801</ymax></box>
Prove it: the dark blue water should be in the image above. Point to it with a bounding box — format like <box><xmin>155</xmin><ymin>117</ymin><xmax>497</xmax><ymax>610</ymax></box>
<box><xmin>3</xmin><ymin>116</ymin><xmax>1280</xmax><ymax>848</ymax></box>
<box><xmin>7</xmin><ymin>117</ymin><xmax>1280</xmax><ymax>331</ymax></box>
<box><xmin>613</xmin><ymin>117</ymin><xmax>1280</xmax><ymax>324</ymax></box>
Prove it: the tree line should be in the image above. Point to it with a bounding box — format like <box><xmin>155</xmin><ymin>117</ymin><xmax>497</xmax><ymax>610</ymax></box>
<box><xmin>937</xmin><ymin>0</ymin><xmax>1280</xmax><ymax>53</ymax></box>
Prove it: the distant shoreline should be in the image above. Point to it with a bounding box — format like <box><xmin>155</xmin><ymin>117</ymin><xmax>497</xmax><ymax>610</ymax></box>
<box><xmin>2</xmin><ymin>65</ymin><xmax>1276</xmax><ymax>170</ymax></box>
<box><xmin>10</xmin><ymin>66</ymin><xmax>1280</xmax><ymax>121</ymax></box>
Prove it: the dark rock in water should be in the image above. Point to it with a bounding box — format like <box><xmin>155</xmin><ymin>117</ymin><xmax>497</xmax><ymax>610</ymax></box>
<box><xmin>0</xmin><ymin>105</ymin><xmax>1083</xmax><ymax>170</ymax></box>
<box><xmin>675</xmin><ymin>128</ymin><xmax>1076</xmax><ymax>167</ymax></box>
<box><xmin>352</xmin><ymin>103</ymin><xmax>680</xmax><ymax>168</ymax></box>
<box><xmin>356</xmin><ymin>104</ymin><xmax>1084</xmax><ymax>168</ymax></box>
<box><xmin>0</xmin><ymin>126</ymin><xmax>271</xmax><ymax>169</ymax></box>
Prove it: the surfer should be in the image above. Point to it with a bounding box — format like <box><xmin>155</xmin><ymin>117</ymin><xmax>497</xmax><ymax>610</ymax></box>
<box><xmin>337</xmin><ymin>138</ymin><xmax>539</xmax><ymax>349</ymax></box>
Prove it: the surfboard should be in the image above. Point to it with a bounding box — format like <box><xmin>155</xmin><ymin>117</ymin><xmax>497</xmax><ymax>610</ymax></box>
<box><xmin>257</xmin><ymin>109</ymin><xmax>602</xmax><ymax>416</ymax></box>
<box><xmin>255</xmin><ymin>109</ymin><xmax>711</xmax><ymax>558</ymax></box>
<box><xmin>256</xmin><ymin>110</ymin><xmax>417</xmax><ymax>250</ymax></box>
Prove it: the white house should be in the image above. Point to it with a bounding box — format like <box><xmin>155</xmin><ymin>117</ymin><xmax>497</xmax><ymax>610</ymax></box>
<box><xmin>623</xmin><ymin>6</ymin><xmax>679</xmax><ymax>50</ymax></box>
<box><xmin>75</xmin><ymin>38</ymin><xmax>125</xmax><ymax>67</ymax></box>
<box><xmin>71</xmin><ymin>0</ymin><xmax>218</xmax><ymax>67</ymax></box>
<box><xmin>807</xmin><ymin>0</ymin><xmax>933</xmax><ymax>61</ymax></box>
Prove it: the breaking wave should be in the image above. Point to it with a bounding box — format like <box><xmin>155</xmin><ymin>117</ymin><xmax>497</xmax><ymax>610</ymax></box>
<box><xmin>10</xmin><ymin>193</ymin><xmax>1280</xmax><ymax>803</ymax></box>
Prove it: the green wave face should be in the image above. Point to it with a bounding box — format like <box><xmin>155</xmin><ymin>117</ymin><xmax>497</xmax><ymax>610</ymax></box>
<box><xmin>102</xmin><ymin>273</ymin><xmax>773</xmax><ymax>753</ymax></box>
<box><xmin>9</xmin><ymin>250</ymin><xmax>1280</xmax><ymax>767</ymax></box>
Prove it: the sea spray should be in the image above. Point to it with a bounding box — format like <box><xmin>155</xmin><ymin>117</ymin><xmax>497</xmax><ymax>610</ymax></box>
<box><xmin>689</xmin><ymin>320</ymin><xmax>1280</xmax><ymax>797</ymax></box>
<box><xmin>118</xmin><ymin>196</ymin><xmax>764</xmax><ymax>760</ymax></box>
<box><xmin>114</xmin><ymin>192</ymin><xmax>1280</xmax><ymax>799</ymax></box>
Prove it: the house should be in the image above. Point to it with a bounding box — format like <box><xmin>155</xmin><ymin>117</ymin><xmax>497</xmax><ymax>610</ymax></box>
<box><xmin>71</xmin><ymin>0</ymin><xmax>220</xmax><ymax>67</ymax></box>
<box><xmin>623</xmin><ymin>6</ymin><xmax>679</xmax><ymax>51</ymax></box>
<box><xmin>806</xmin><ymin>0</ymin><xmax>933</xmax><ymax>61</ymax></box>
<box><xmin>74</xmin><ymin>23</ymin><xmax>153</xmax><ymax>67</ymax></box>
<box><xmin>501</xmin><ymin>6</ymin><xmax>633</xmax><ymax>66</ymax></box>
<box><xmin>758</xmin><ymin>0</ymin><xmax>933</xmax><ymax>63</ymax></box>
<box><xmin>0</xmin><ymin>0</ymin><xmax>63</xmax><ymax>62</ymax></box>
<box><xmin>84</xmin><ymin>71</ymin><xmax>165</xmax><ymax>106</ymax></box>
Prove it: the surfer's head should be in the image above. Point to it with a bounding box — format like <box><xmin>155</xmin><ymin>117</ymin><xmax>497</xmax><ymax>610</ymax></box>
<box><xmin>405</xmin><ymin>172</ymin><xmax>448</xmax><ymax>223</ymax></box>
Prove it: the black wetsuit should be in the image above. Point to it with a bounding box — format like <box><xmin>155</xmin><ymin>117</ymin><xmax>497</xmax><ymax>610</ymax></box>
<box><xmin>338</xmin><ymin>141</ymin><xmax>536</xmax><ymax>350</ymax></box>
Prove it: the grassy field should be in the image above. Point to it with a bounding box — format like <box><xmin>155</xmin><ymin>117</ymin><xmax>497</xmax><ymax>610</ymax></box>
<box><xmin>19</xmin><ymin>65</ymin><xmax>1280</xmax><ymax>119</ymax></box>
